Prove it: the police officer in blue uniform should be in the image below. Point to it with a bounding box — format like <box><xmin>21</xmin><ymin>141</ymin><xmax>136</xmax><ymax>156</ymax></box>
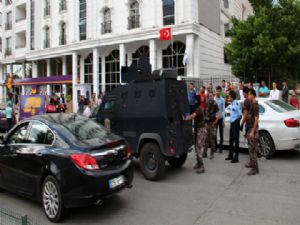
<box><xmin>226</xmin><ymin>90</ymin><xmax>242</xmax><ymax>163</ymax></box>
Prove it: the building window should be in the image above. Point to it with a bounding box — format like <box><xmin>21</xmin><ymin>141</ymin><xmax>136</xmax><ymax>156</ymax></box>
<box><xmin>30</xmin><ymin>0</ymin><xmax>35</xmax><ymax>50</ymax></box>
<box><xmin>132</xmin><ymin>46</ymin><xmax>149</xmax><ymax>65</ymax></box>
<box><xmin>5</xmin><ymin>0</ymin><xmax>12</xmax><ymax>6</ymax></box>
<box><xmin>101</xmin><ymin>8</ymin><xmax>112</xmax><ymax>34</ymax></box>
<box><xmin>44</xmin><ymin>26</ymin><xmax>50</xmax><ymax>48</ymax></box>
<box><xmin>105</xmin><ymin>50</ymin><xmax>120</xmax><ymax>92</ymax></box>
<box><xmin>163</xmin><ymin>0</ymin><xmax>175</xmax><ymax>26</ymax></box>
<box><xmin>5</xmin><ymin>37</ymin><xmax>12</xmax><ymax>57</ymax></box>
<box><xmin>128</xmin><ymin>1</ymin><xmax>140</xmax><ymax>29</ymax></box>
<box><xmin>224</xmin><ymin>48</ymin><xmax>229</xmax><ymax>64</ymax></box>
<box><xmin>79</xmin><ymin>0</ymin><xmax>87</xmax><ymax>41</ymax></box>
<box><xmin>5</xmin><ymin>11</ymin><xmax>12</xmax><ymax>30</ymax></box>
<box><xmin>44</xmin><ymin>0</ymin><xmax>51</xmax><ymax>17</ymax></box>
<box><xmin>224</xmin><ymin>23</ymin><xmax>230</xmax><ymax>37</ymax></box>
<box><xmin>162</xmin><ymin>41</ymin><xmax>186</xmax><ymax>76</ymax></box>
<box><xmin>59</xmin><ymin>0</ymin><xmax>67</xmax><ymax>12</ymax></box>
<box><xmin>84</xmin><ymin>54</ymin><xmax>93</xmax><ymax>84</ymax></box>
<box><xmin>0</xmin><ymin>38</ymin><xmax>2</xmax><ymax>52</ymax></box>
<box><xmin>223</xmin><ymin>0</ymin><xmax>229</xmax><ymax>9</ymax></box>
<box><xmin>59</xmin><ymin>22</ymin><xmax>67</xmax><ymax>45</ymax></box>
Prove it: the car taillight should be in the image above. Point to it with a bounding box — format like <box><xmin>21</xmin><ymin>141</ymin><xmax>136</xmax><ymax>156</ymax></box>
<box><xmin>70</xmin><ymin>154</ymin><xmax>99</xmax><ymax>170</ymax></box>
<box><xmin>125</xmin><ymin>144</ymin><xmax>131</xmax><ymax>159</ymax></box>
<box><xmin>284</xmin><ymin>118</ymin><xmax>300</xmax><ymax>127</ymax></box>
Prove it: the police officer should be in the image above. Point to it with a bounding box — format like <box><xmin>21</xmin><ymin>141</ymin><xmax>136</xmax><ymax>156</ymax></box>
<box><xmin>204</xmin><ymin>92</ymin><xmax>219</xmax><ymax>159</ymax></box>
<box><xmin>184</xmin><ymin>96</ymin><xmax>206</xmax><ymax>174</ymax></box>
<box><xmin>245</xmin><ymin>89</ymin><xmax>260</xmax><ymax>175</ymax></box>
<box><xmin>226</xmin><ymin>90</ymin><xmax>242</xmax><ymax>163</ymax></box>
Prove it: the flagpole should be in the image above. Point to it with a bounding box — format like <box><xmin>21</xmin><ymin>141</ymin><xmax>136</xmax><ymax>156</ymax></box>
<box><xmin>171</xmin><ymin>29</ymin><xmax>174</xmax><ymax>68</ymax></box>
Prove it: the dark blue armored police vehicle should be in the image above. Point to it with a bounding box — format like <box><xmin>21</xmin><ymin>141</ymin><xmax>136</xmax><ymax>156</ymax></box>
<box><xmin>97</xmin><ymin>59</ymin><xmax>193</xmax><ymax>180</ymax></box>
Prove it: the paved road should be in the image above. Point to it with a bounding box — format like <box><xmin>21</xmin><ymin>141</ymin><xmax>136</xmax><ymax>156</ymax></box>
<box><xmin>1</xmin><ymin>150</ymin><xmax>300</xmax><ymax>225</ymax></box>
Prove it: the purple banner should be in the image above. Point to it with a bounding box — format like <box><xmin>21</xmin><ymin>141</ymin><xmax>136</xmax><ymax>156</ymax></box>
<box><xmin>5</xmin><ymin>75</ymin><xmax>73</xmax><ymax>86</ymax></box>
<box><xmin>19</xmin><ymin>95</ymin><xmax>46</xmax><ymax>120</ymax></box>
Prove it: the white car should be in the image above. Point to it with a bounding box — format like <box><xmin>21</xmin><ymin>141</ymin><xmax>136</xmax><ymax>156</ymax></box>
<box><xmin>222</xmin><ymin>98</ymin><xmax>300</xmax><ymax>159</ymax></box>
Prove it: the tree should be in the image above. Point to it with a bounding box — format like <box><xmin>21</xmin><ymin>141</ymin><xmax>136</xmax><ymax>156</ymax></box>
<box><xmin>226</xmin><ymin>0</ymin><xmax>300</xmax><ymax>86</ymax></box>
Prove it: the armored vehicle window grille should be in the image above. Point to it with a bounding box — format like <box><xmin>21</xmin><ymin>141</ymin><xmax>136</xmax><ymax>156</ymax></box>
<box><xmin>103</xmin><ymin>100</ymin><xmax>116</xmax><ymax>111</ymax></box>
<box><xmin>149</xmin><ymin>90</ymin><xmax>156</xmax><ymax>98</ymax></box>
<box><xmin>135</xmin><ymin>91</ymin><xmax>142</xmax><ymax>99</ymax></box>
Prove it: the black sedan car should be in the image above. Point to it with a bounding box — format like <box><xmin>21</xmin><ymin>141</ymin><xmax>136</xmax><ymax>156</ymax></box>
<box><xmin>0</xmin><ymin>114</ymin><xmax>134</xmax><ymax>222</ymax></box>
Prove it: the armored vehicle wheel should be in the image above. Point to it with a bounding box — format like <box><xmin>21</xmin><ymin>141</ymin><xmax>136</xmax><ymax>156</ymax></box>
<box><xmin>168</xmin><ymin>153</ymin><xmax>188</xmax><ymax>168</ymax></box>
<box><xmin>139</xmin><ymin>142</ymin><xmax>165</xmax><ymax>181</ymax></box>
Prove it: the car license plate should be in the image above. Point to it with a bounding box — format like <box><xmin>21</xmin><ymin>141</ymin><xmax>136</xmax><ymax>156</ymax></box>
<box><xmin>108</xmin><ymin>175</ymin><xmax>125</xmax><ymax>189</ymax></box>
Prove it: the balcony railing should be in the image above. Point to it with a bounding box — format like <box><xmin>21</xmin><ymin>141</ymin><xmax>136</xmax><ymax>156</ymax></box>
<box><xmin>5</xmin><ymin>22</ymin><xmax>12</xmax><ymax>30</ymax></box>
<box><xmin>5</xmin><ymin>0</ymin><xmax>12</xmax><ymax>6</ymax></box>
<box><xmin>59</xmin><ymin>35</ymin><xmax>67</xmax><ymax>45</ymax></box>
<box><xmin>101</xmin><ymin>21</ymin><xmax>112</xmax><ymax>34</ymax></box>
<box><xmin>128</xmin><ymin>15</ymin><xmax>140</xmax><ymax>29</ymax></box>
<box><xmin>59</xmin><ymin>0</ymin><xmax>67</xmax><ymax>12</ymax></box>
<box><xmin>5</xmin><ymin>48</ymin><xmax>12</xmax><ymax>57</ymax></box>
<box><xmin>16</xmin><ymin>44</ymin><xmax>26</xmax><ymax>49</ymax></box>
<box><xmin>16</xmin><ymin>16</ymin><xmax>27</xmax><ymax>23</ymax></box>
<box><xmin>44</xmin><ymin>6</ymin><xmax>51</xmax><ymax>17</ymax></box>
<box><xmin>44</xmin><ymin>39</ymin><xmax>50</xmax><ymax>48</ymax></box>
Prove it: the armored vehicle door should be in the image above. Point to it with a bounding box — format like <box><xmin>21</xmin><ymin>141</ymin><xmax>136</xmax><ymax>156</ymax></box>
<box><xmin>166</xmin><ymin>82</ymin><xmax>193</xmax><ymax>155</ymax></box>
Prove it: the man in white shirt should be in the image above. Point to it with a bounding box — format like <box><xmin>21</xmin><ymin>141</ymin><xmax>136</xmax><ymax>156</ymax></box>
<box><xmin>239</xmin><ymin>81</ymin><xmax>245</xmax><ymax>101</ymax></box>
<box><xmin>269</xmin><ymin>81</ymin><xmax>280</xmax><ymax>100</ymax></box>
<box><xmin>83</xmin><ymin>100</ymin><xmax>92</xmax><ymax>117</ymax></box>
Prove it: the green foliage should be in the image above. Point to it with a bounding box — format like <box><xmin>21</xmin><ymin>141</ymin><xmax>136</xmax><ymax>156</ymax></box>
<box><xmin>226</xmin><ymin>0</ymin><xmax>300</xmax><ymax>85</ymax></box>
<box><xmin>66</xmin><ymin>94</ymin><xmax>72</xmax><ymax>103</ymax></box>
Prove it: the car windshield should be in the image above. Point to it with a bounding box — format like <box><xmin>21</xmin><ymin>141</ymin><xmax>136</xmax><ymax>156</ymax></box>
<box><xmin>61</xmin><ymin>116</ymin><xmax>107</xmax><ymax>141</ymax></box>
<box><xmin>265</xmin><ymin>100</ymin><xmax>296</xmax><ymax>113</ymax></box>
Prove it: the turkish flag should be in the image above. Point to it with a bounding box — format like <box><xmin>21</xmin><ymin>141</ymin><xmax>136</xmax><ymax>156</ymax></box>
<box><xmin>160</xmin><ymin>27</ymin><xmax>172</xmax><ymax>41</ymax></box>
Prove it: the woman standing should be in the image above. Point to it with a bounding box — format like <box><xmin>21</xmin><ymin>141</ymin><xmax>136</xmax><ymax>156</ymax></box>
<box><xmin>290</xmin><ymin>90</ymin><xmax>299</xmax><ymax>109</ymax></box>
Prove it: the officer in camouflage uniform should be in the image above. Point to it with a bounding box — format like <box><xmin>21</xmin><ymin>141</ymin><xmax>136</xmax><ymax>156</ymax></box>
<box><xmin>204</xmin><ymin>92</ymin><xmax>219</xmax><ymax>159</ymax></box>
<box><xmin>184</xmin><ymin>96</ymin><xmax>206</xmax><ymax>174</ymax></box>
<box><xmin>245</xmin><ymin>89</ymin><xmax>259</xmax><ymax>175</ymax></box>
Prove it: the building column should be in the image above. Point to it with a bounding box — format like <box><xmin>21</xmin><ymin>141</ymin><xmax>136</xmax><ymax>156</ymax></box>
<box><xmin>186</xmin><ymin>34</ymin><xmax>195</xmax><ymax>77</ymax></box>
<box><xmin>156</xmin><ymin>44</ymin><xmax>162</xmax><ymax>69</ymax></box>
<box><xmin>93</xmin><ymin>48</ymin><xmax>100</xmax><ymax>96</ymax></box>
<box><xmin>21</xmin><ymin>63</ymin><xmax>26</xmax><ymax>95</ymax></box>
<box><xmin>149</xmin><ymin>39</ymin><xmax>157</xmax><ymax>71</ymax></box>
<box><xmin>101</xmin><ymin>56</ymin><xmax>106</xmax><ymax>93</ymax></box>
<box><xmin>80</xmin><ymin>56</ymin><xmax>85</xmax><ymax>84</ymax></box>
<box><xmin>62</xmin><ymin>55</ymin><xmax>67</xmax><ymax>94</ymax></box>
<box><xmin>0</xmin><ymin>65</ymin><xmax>3</xmax><ymax>101</ymax></box>
<box><xmin>72</xmin><ymin>52</ymin><xmax>78</xmax><ymax>113</ymax></box>
<box><xmin>127</xmin><ymin>51</ymin><xmax>133</xmax><ymax>67</ymax></box>
<box><xmin>46</xmin><ymin>59</ymin><xmax>51</xmax><ymax>95</ymax></box>
<box><xmin>32</xmin><ymin>61</ymin><xmax>38</xmax><ymax>78</ymax></box>
<box><xmin>119</xmin><ymin>44</ymin><xmax>126</xmax><ymax>83</ymax></box>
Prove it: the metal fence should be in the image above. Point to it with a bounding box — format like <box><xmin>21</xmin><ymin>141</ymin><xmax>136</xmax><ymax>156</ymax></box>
<box><xmin>0</xmin><ymin>208</ymin><xmax>44</xmax><ymax>225</ymax></box>
<box><xmin>179</xmin><ymin>76</ymin><xmax>240</xmax><ymax>92</ymax></box>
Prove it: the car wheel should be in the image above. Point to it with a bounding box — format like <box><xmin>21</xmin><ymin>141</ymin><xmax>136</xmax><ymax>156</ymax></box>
<box><xmin>139</xmin><ymin>142</ymin><xmax>165</xmax><ymax>181</ymax></box>
<box><xmin>258</xmin><ymin>131</ymin><xmax>276</xmax><ymax>159</ymax></box>
<box><xmin>42</xmin><ymin>176</ymin><xmax>65</xmax><ymax>223</ymax></box>
<box><xmin>167</xmin><ymin>153</ymin><xmax>188</xmax><ymax>168</ymax></box>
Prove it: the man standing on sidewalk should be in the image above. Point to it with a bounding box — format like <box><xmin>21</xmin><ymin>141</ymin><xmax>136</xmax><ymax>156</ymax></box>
<box><xmin>269</xmin><ymin>81</ymin><xmax>280</xmax><ymax>100</ymax></box>
<box><xmin>188</xmin><ymin>83</ymin><xmax>197</xmax><ymax>114</ymax></box>
<box><xmin>214</xmin><ymin>86</ymin><xmax>225</xmax><ymax>153</ymax></box>
<box><xmin>246</xmin><ymin>89</ymin><xmax>260</xmax><ymax>175</ymax></box>
<box><xmin>281</xmin><ymin>80</ymin><xmax>289</xmax><ymax>103</ymax></box>
<box><xmin>226</xmin><ymin>91</ymin><xmax>242</xmax><ymax>163</ymax></box>
<box><xmin>204</xmin><ymin>92</ymin><xmax>219</xmax><ymax>159</ymax></box>
<box><xmin>184</xmin><ymin>96</ymin><xmax>206</xmax><ymax>174</ymax></box>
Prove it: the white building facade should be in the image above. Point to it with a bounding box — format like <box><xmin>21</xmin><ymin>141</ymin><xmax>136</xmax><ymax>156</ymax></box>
<box><xmin>0</xmin><ymin>0</ymin><xmax>253</xmax><ymax>110</ymax></box>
